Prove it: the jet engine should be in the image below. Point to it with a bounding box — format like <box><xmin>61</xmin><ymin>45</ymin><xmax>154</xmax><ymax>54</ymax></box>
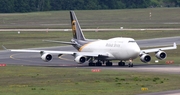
<box><xmin>156</xmin><ymin>51</ymin><xmax>167</xmax><ymax>60</ymax></box>
<box><xmin>74</xmin><ymin>56</ymin><xmax>86</xmax><ymax>64</ymax></box>
<box><xmin>140</xmin><ymin>54</ymin><xmax>151</xmax><ymax>63</ymax></box>
<box><xmin>41</xmin><ymin>53</ymin><xmax>52</xmax><ymax>62</ymax></box>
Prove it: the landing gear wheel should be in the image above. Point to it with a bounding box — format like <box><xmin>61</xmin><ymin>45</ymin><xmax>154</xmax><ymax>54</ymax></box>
<box><xmin>96</xmin><ymin>62</ymin><xmax>102</xmax><ymax>66</ymax></box>
<box><xmin>118</xmin><ymin>62</ymin><xmax>122</xmax><ymax>66</ymax></box>
<box><xmin>89</xmin><ymin>62</ymin><xmax>95</xmax><ymax>66</ymax></box>
<box><xmin>122</xmin><ymin>62</ymin><xmax>125</xmax><ymax>66</ymax></box>
<box><xmin>106</xmin><ymin>62</ymin><xmax>112</xmax><ymax>66</ymax></box>
<box><xmin>118</xmin><ymin>62</ymin><xmax>125</xmax><ymax>66</ymax></box>
<box><xmin>128</xmin><ymin>63</ymin><xmax>133</xmax><ymax>67</ymax></box>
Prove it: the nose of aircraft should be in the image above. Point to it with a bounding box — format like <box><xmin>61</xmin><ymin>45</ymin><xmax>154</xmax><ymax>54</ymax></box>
<box><xmin>134</xmin><ymin>45</ymin><xmax>141</xmax><ymax>55</ymax></box>
<box><xmin>128</xmin><ymin>43</ymin><xmax>141</xmax><ymax>58</ymax></box>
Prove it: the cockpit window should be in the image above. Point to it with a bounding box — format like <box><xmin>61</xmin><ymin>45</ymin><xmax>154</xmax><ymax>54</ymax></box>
<box><xmin>128</xmin><ymin>41</ymin><xmax>136</xmax><ymax>43</ymax></box>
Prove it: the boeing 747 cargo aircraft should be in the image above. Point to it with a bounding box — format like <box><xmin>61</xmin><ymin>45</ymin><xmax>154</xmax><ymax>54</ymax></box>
<box><xmin>6</xmin><ymin>11</ymin><xmax>177</xmax><ymax>67</ymax></box>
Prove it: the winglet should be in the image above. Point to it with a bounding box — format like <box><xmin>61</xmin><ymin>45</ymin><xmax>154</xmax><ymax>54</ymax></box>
<box><xmin>174</xmin><ymin>42</ymin><xmax>177</xmax><ymax>49</ymax></box>
<box><xmin>2</xmin><ymin>45</ymin><xmax>8</xmax><ymax>50</ymax></box>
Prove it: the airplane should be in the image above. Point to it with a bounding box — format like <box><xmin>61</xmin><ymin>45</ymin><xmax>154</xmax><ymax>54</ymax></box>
<box><xmin>4</xmin><ymin>11</ymin><xmax>177</xmax><ymax>67</ymax></box>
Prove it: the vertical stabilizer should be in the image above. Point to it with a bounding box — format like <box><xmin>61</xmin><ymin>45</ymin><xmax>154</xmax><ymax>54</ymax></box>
<box><xmin>70</xmin><ymin>11</ymin><xmax>86</xmax><ymax>40</ymax></box>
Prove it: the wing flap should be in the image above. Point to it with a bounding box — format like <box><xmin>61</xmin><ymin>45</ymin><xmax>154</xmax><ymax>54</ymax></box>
<box><xmin>9</xmin><ymin>49</ymin><xmax>110</xmax><ymax>58</ymax></box>
<box><xmin>10</xmin><ymin>49</ymin><xmax>74</xmax><ymax>55</ymax></box>
<box><xmin>74</xmin><ymin>52</ymin><xmax>109</xmax><ymax>57</ymax></box>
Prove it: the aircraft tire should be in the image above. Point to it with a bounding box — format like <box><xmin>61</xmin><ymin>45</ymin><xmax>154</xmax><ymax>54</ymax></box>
<box><xmin>96</xmin><ymin>62</ymin><xmax>102</xmax><ymax>66</ymax></box>
<box><xmin>118</xmin><ymin>62</ymin><xmax>125</xmax><ymax>66</ymax></box>
<box><xmin>89</xmin><ymin>62</ymin><xmax>95</xmax><ymax>66</ymax></box>
<box><xmin>122</xmin><ymin>62</ymin><xmax>125</xmax><ymax>66</ymax></box>
<box><xmin>131</xmin><ymin>63</ymin><xmax>133</xmax><ymax>67</ymax></box>
<box><xmin>106</xmin><ymin>62</ymin><xmax>112</xmax><ymax>66</ymax></box>
<box><xmin>118</xmin><ymin>62</ymin><xmax>122</xmax><ymax>66</ymax></box>
<box><xmin>128</xmin><ymin>63</ymin><xmax>133</xmax><ymax>67</ymax></box>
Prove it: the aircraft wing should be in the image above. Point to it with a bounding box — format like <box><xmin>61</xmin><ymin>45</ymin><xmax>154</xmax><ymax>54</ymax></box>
<box><xmin>9</xmin><ymin>49</ymin><xmax>74</xmax><ymax>55</ymax></box>
<box><xmin>8</xmin><ymin>48</ymin><xmax>109</xmax><ymax>57</ymax></box>
<box><xmin>140</xmin><ymin>43</ymin><xmax>177</xmax><ymax>54</ymax></box>
<box><xmin>73</xmin><ymin>52</ymin><xmax>109</xmax><ymax>57</ymax></box>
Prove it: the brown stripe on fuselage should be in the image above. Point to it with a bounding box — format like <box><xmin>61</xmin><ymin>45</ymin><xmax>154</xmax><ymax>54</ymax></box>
<box><xmin>78</xmin><ymin>41</ymin><xmax>96</xmax><ymax>52</ymax></box>
<box><xmin>78</xmin><ymin>42</ymin><xmax>93</xmax><ymax>52</ymax></box>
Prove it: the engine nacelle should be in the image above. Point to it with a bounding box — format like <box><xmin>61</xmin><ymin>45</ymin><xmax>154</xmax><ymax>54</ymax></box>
<box><xmin>140</xmin><ymin>54</ymin><xmax>151</xmax><ymax>63</ymax></box>
<box><xmin>156</xmin><ymin>51</ymin><xmax>167</xmax><ymax>60</ymax></box>
<box><xmin>74</xmin><ymin>56</ymin><xmax>86</xmax><ymax>64</ymax></box>
<box><xmin>41</xmin><ymin>53</ymin><xmax>52</xmax><ymax>62</ymax></box>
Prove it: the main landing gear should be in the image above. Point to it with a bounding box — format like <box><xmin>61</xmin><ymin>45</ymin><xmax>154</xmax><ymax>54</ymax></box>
<box><xmin>88</xmin><ymin>59</ymin><xmax>103</xmax><ymax>66</ymax></box>
<box><xmin>88</xmin><ymin>62</ymin><xmax>96</xmax><ymax>66</ymax></box>
<box><xmin>119</xmin><ymin>60</ymin><xmax>133</xmax><ymax>67</ymax></box>
<box><xmin>106</xmin><ymin>61</ymin><xmax>112</xmax><ymax>66</ymax></box>
<box><xmin>88</xmin><ymin>60</ymin><xmax>112</xmax><ymax>66</ymax></box>
<box><xmin>118</xmin><ymin>61</ymin><xmax>125</xmax><ymax>66</ymax></box>
<box><xmin>88</xmin><ymin>59</ymin><xmax>134</xmax><ymax>67</ymax></box>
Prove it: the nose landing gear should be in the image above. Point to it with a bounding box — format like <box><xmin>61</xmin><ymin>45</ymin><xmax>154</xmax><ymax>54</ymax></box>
<box><xmin>128</xmin><ymin>59</ymin><xmax>133</xmax><ymax>67</ymax></box>
<box><xmin>118</xmin><ymin>60</ymin><xmax>134</xmax><ymax>67</ymax></box>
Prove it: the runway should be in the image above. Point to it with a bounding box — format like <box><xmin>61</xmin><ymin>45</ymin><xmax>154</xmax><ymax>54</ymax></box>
<box><xmin>0</xmin><ymin>36</ymin><xmax>180</xmax><ymax>66</ymax></box>
<box><xmin>0</xmin><ymin>36</ymin><xmax>180</xmax><ymax>95</ymax></box>
<box><xmin>0</xmin><ymin>36</ymin><xmax>178</xmax><ymax>64</ymax></box>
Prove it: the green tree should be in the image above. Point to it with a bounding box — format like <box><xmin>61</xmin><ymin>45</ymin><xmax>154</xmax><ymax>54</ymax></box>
<box><xmin>50</xmin><ymin>0</ymin><xmax>63</xmax><ymax>10</ymax></box>
<box><xmin>84</xmin><ymin>0</ymin><xmax>98</xmax><ymax>10</ymax></box>
<box><xmin>151</xmin><ymin>0</ymin><xmax>161</xmax><ymax>7</ymax></box>
<box><xmin>28</xmin><ymin>0</ymin><xmax>38</xmax><ymax>11</ymax></box>
<box><xmin>1</xmin><ymin>0</ymin><xmax>179</xmax><ymax>13</ymax></box>
<box><xmin>122</xmin><ymin>0</ymin><xmax>151</xmax><ymax>8</ymax></box>
<box><xmin>41</xmin><ymin>0</ymin><xmax>51</xmax><ymax>11</ymax></box>
<box><xmin>108</xmin><ymin>0</ymin><xmax>125</xmax><ymax>9</ymax></box>
<box><xmin>173</xmin><ymin>0</ymin><xmax>180</xmax><ymax>6</ymax></box>
<box><xmin>98</xmin><ymin>0</ymin><xmax>108</xmax><ymax>9</ymax></box>
<box><xmin>36</xmin><ymin>0</ymin><xmax>51</xmax><ymax>11</ymax></box>
<box><xmin>14</xmin><ymin>0</ymin><xmax>29</xmax><ymax>12</ymax></box>
<box><xmin>0</xmin><ymin>0</ymin><xmax>15</xmax><ymax>13</ymax></box>
<box><xmin>74</xmin><ymin>0</ymin><xmax>85</xmax><ymax>10</ymax></box>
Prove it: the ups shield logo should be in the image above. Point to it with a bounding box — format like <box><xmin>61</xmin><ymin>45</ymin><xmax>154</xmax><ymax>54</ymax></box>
<box><xmin>72</xmin><ymin>20</ymin><xmax>76</xmax><ymax>31</ymax></box>
<box><xmin>72</xmin><ymin>20</ymin><xmax>76</xmax><ymax>37</ymax></box>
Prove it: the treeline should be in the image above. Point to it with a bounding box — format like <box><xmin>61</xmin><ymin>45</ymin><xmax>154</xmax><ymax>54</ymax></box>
<box><xmin>0</xmin><ymin>0</ymin><xmax>180</xmax><ymax>13</ymax></box>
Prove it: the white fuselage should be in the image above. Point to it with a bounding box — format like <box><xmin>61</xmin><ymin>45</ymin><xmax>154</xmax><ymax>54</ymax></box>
<box><xmin>80</xmin><ymin>37</ymin><xmax>141</xmax><ymax>60</ymax></box>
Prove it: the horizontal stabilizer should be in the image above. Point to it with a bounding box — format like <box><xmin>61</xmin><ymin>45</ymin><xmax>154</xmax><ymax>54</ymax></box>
<box><xmin>43</xmin><ymin>40</ymin><xmax>76</xmax><ymax>45</ymax></box>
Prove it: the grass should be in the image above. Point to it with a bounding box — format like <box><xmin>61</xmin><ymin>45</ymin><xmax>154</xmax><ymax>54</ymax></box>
<box><xmin>0</xmin><ymin>30</ymin><xmax>180</xmax><ymax>49</ymax></box>
<box><xmin>0</xmin><ymin>31</ymin><xmax>69</xmax><ymax>49</ymax></box>
<box><xmin>0</xmin><ymin>8</ymin><xmax>180</xmax><ymax>95</ymax></box>
<box><xmin>0</xmin><ymin>9</ymin><xmax>179</xmax><ymax>65</ymax></box>
<box><xmin>0</xmin><ymin>8</ymin><xmax>180</xmax><ymax>29</ymax></box>
<box><xmin>134</xmin><ymin>45</ymin><xmax>180</xmax><ymax>66</ymax></box>
<box><xmin>1</xmin><ymin>30</ymin><xmax>180</xmax><ymax>66</ymax></box>
<box><xmin>0</xmin><ymin>8</ymin><xmax>180</xmax><ymax>49</ymax></box>
<box><xmin>0</xmin><ymin>66</ymin><xmax>180</xmax><ymax>95</ymax></box>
